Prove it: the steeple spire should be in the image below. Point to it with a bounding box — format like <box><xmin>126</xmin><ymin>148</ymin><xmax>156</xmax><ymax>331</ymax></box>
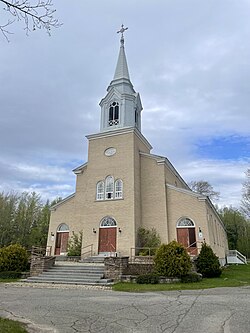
<box><xmin>113</xmin><ymin>25</ymin><xmax>130</xmax><ymax>81</ymax></box>
<box><xmin>99</xmin><ymin>25</ymin><xmax>143</xmax><ymax>133</ymax></box>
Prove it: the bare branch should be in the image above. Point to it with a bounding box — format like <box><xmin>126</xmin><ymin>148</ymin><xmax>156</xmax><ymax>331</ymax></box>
<box><xmin>0</xmin><ymin>0</ymin><xmax>61</xmax><ymax>40</ymax></box>
<box><xmin>189</xmin><ymin>180</ymin><xmax>220</xmax><ymax>202</ymax></box>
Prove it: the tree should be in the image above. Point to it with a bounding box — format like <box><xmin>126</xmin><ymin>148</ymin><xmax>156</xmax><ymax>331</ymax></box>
<box><xmin>241</xmin><ymin>169</ymin><xmax>250</xmax><ymax>219</ymax></box>
<box><xmin>0</xmin><ymin>0</ymin><xmax>61</xmax><ymax>41</ymax></box>
<box><xmin>0</xmin><ymin>191</ymin><xmax>51</xmax><ymax>249</ymax></box>
<box><xmin>189</xmin><ymin>180</ymin><xmax>220</xmax><ymax>202</ymax></box>
<box><xmin>196</xmin><ymin>243</ymin><xmax>222</xmax><ymax>278</ymax></box>
<box><xmin>154</xmin><ymin>241</ymin><xmax>191</xmax><ymax>277</ymax></box>
<box><xmin>67</xmin><ymin>231</ymin><xmax>83</xmax><ymax>257</ymax></box>
<box><xmin>137</xmin><ymin>227</ymin><xmax>161</xmax><ymax>255</ymax></box>
<box><xmin>219</xmin><ymin>206</ymin><xmax>250</xmax><ymax>258</ymax></box>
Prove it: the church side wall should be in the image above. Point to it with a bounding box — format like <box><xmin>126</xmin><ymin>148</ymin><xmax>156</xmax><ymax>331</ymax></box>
<box><xmin>140</xmin><ymin>155</ymin><xmax>169</xmax><ymax>244</ymax></box>
<box><xmin>205</xmin><ymin>203</ymin><xmax>228</xmax><ymax>260</ymax></box>
<box><xmin>47</xmin><ymin>196</ymin><xmax>76</xmax><ymax>255</ymax></box>
<box><xmin>167</xmin><ymin>187</ymin><xmax>228</xmax><ymax>260</ymax></box>
<box><xmin>164</xmin><ymin>165</ymin><xmax>188</xmax><ymax>189</ymax></box>
<box><xmin>167</xmin><ymin>187</ymin><xmax>207</xmax><ymax>254</ymax></box>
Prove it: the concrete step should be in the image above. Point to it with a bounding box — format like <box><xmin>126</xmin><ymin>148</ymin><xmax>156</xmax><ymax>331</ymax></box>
<box><xmin>26</xmin><ymin>260</ymin><xmax>112</xmax><ymax>286</ymax></box>
<box><xmin>27</xmin><ymin>276</ymin><xmax>108</xmax><ymax>282</ymax></box>
<box><xmin>80</xmin><ymin>256</ymin><xmax>105</xmax><ymax>263</ymax></box>
<box><xmin>49</xmin><ymin>267</ymin><xmax>104</xmax><ymax>273</ymax></box>
<box><xmin>23</xmin><ymin>279</ymin><xmax>113</xmax><ymax>286</ymax></box>
<box><xmin>43</xmin><ymin>271</ymin><xmax>104</xmax><ymax>277</ymax></box>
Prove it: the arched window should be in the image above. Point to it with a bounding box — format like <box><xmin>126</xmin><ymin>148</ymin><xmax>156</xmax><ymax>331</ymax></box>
<box><xmin>177</xmin><ymin>218</ymin><xmax>195</xmax><ymax>227</ymax></box>
<box><xmin>96</xmin><ymin>181</ymin><xmax>104</xmax><ymax>200</ymax></box>
<box><xmin>109</xmin><ymin>101</ymin><xmax>119</xmax><ymax>126</ymax></box>
<box><xmin>100</xmin><ymin>216</ymin><xmax>117</xmax><ymax>227</ymax></box>
<box><xmin>105</xmin><ymin>176</ymin><xmax>114</xmax><ymax>199</ymax></box>
<box><xmin>115</xmin><ymin>179</ymin><xmax>123</xmax><ymax>199</ymax></box>
<box><xmin>57</xmin><ymin>223</ymin><xmax>69</xmax><ymax>232</ymax></box>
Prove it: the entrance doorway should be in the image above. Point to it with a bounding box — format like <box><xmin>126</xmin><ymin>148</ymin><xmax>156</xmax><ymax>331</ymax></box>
<box><xmin>55</xmin><ymin>223</ymin><xmax>69</xmax><ymax>255</ymax></box>
<box><xmin>98</xmin><ymin>217</ymin><xmax>117</xmax><ymax>254</ymax></box>
<box><xmin>176</xmin><ymin>218</ymin><xmax>197</xmax><ymax>255</ymax></box>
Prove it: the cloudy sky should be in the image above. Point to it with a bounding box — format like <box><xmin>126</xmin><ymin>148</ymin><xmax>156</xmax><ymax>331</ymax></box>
<box><xmin>0</xmin><ymin>0</ymin><xmax>249</xmax><ymax>207</ymax></box>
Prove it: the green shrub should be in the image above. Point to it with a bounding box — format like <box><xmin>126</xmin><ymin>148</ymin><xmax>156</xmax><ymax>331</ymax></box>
<box><xmin>181</xmin><ymin>272</ymin><xmax>202</xmax><ymax>283</ymax></box>
<box><xmin>67</xmin><ymin>231</ymin><xmax>82</xmax><ymax>256</ymax></box>
<box><xmin>136</xmin><ymin>274</ymin><xmax>159</xmax><ymax>284</ymax></box>
<box><xmin>137</xmin><ymin>227</ymin><xmax>161</xmax><ymax>255</ymax></box>
<box><xmin>154</xmin><ymin>241</ymin><xmax>191</xmax><ymax>277</ymax></box>
<box><xmin>0</xmin><ymin>271</ymin><xmax>23</xmax><ymax>279</ymax></box>
<box><xmin>196</xmin><ymin>243</ymin><xmax>222</xmax><ymax>278</ymax></box>
<box><xmin>0</xmin><ymin>244</ymin><xmax>29</xmax><ymax>272</ymax></box>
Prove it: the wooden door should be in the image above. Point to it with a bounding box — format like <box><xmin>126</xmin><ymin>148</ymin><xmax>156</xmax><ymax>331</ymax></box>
<box><xmin>98</xmin><ymin>227</ymin><xmax>116</xmax><ymax>253</ymax></box>
<box><xmin>55</xmin><ymin>232</ymin><xmax>69</xmax><ymax>255</ymax></box>
<box><xmin>177</xmin><ymin>228</ymin><xmax>189</xmax><ymax>248</ymax></box>
<box><xmin>177</xmin><ymin>228</ymin><xmax>197</xmax><ymax>255</ymax></box>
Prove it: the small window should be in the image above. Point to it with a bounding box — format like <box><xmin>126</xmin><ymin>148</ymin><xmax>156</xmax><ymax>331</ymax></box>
<box><xmin>57</xmin><ymin>223</ymin><xmax>69</xmax><ymax>231</ymax></box>
<box><xmin>177</xmin><ymin>218</ymin><xmax>194</xmax><ymax>227</ymax></box>
<box><xmin>109</xmin><ymin>101</ymin><xmax>119</xmax><ymax>126</ymax></box>
<box><xmin>100</xmin><ymin>216</ymin><xmax>117</xmax><ymax>227</ymax></box>
<box><xmin>96</xmin><ymin>181</ymin><xmax>104</xmax><ymax>200</ymax></box>
<box><xmin>105</xmin><ymin>176</ymin><xmax>114</xmax><ymax>200</ymax></box>
<box><xmin>115</xmin><ymin>179</ymin><xmax>123</xmax><ymax>199</ymax></box>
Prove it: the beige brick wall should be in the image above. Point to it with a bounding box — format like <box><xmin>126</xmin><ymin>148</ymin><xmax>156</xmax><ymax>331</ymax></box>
<box><xmin>47</xmin><ymin>129</ymin><xmax>151</xmax><ymax>257</ymax></box>
<box><xmin>47</xmin><ymin>128</ymin><xmax>228</xmax><ymax>260</ymax></box>
<box><xmin>140</xmin><ymin>155</ymin><xmax>169</xmax><ymax>243</ymax></box>
<box><xmin>167</xmin><ymin>186</ymin><xmax>228</xmax><ymax>259</ymax></box>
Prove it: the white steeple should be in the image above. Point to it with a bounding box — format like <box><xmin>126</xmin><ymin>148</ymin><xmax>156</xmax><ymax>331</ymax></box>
<box><xmin>99</xmin><ymin>25</ymin><xmax>143</xmax><ymax>133</ymax></box>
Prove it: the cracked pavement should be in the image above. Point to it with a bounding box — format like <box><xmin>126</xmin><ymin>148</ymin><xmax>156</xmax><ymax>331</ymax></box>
<box><xmin>0</xmin><ymin>283</ymin><xmax>249</xmax><ymax>333</ymax></box>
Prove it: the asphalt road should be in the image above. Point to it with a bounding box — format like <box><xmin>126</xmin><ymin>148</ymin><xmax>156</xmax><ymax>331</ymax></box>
<box><xmin>0</xmin><ymin>283</ymin><xmax>249</xmax><ymax>333</ymax></box>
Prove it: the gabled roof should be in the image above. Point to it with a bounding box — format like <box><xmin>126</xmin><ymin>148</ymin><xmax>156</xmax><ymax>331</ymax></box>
<box><xmin>140</xmin><ymin>152</ymin><xmax>189</xmax><ymax>189</ymax></box>
<box><xmin>166</xmin><ymin>184</ymin><xmax>226</xmax><ymax>231</ymax></box>
<box><xmin>72</xmin><ymin>162</ymin><xmax>88</xmax><ymax>175</ymax></box>
<box><xmin>50</xmin><ymin>193</ymin><xmax>75</xmax><ymax>210</ymax></box>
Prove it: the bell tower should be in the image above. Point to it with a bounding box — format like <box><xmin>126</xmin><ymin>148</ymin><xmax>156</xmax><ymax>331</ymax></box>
<box><xmin>99</xmin><ymin>25</ymin><xmax>143</xmax><ymax>133</ymax></box>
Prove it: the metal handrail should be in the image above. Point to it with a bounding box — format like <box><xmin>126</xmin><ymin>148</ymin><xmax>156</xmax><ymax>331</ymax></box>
<box><xmin>130</xmin><ymin>247</ymin><xmax>158</xmax><ymax>258</ymax></box>
<box><xmin>81</xmin><ymin>244</ymin><xmax>93</xmax><ymax>259</ymax></box>
<box><xmin>31</xmin><ymin>246</ymin><xmax>52</xmax><ymax>257</ymax></box>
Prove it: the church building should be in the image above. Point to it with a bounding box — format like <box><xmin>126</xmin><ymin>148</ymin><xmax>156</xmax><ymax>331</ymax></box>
<box><xmin>47</xmin><ymin>27</ymin><xmax>228</xmax><ymax>264</ymax></box>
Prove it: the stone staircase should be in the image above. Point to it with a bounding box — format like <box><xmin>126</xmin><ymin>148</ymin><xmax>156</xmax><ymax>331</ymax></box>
<box><xmin>25</xmin><ymin>260</ymin><xmax>113</xmax><ymax>286</ymax></box>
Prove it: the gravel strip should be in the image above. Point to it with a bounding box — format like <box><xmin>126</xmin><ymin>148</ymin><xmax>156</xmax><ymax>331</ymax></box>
<box><xmin>3</xmin><ymin>282</ymin><xmax>112</xmax><ymax>290</ymax></box>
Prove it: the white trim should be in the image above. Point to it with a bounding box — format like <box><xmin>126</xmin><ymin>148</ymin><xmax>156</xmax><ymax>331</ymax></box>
<box><xmin>176</xmin><ymin>217</ymin><xmax>195</xmax><ymax>228</ymax></box>
<box><xmin>50</xmin><ymin>194</ymin><xmax>75</xmax><ymax>211</ymax></box>
<box><xmin>140</xmin><ymin>153</ymin><xmax>189</xmax><ymax>189</ymax></box>
<box><xmin>57</xmin><ymin>223</ymin><xmax>69</xmax><ymax>232</ymax></box>
<box><xmin>167</xmin><ymin>183</ymin><xmax>204</xmax><ymax>198</ymax></box>
<box><xmin>86</xmin><ymin>127</ymin><xmax>152</xmax><ymax>150</ymax></box>
<box><xmin>73</xmin><ymin>162</ymin><xmax>88</xmax><ymax>175</ymax></box>
<box><xmin>100</xmin><ymin>216</ymin><xmax>117</xmax><ymax>227</ymax></box>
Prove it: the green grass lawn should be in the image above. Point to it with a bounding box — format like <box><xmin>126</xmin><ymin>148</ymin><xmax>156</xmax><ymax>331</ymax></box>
<box><xmin>113</xmin><ymin>264</ymin><xmax>250</xmax><ymax>292</ymax></box>
<box><xmin>0</xmin><ymin>318</ymin><xmax>28</xmax><ymax>333</ymax></box>
<box><xmin>0</xmin><ymin>279</ymin><xmax>20</xmax><ymax>283</ymax></box>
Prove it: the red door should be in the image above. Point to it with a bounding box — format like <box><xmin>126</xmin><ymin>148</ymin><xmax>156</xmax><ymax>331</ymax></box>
<box><xmin>55</xmin><ymin>232</ymin><xmax>69</xmax><ymax>255</ymax></box>
<box><xmin>98</xmin><ymin>227</ymin><xmax>116</xmax><ymax>253</ymax></box>
<box><xmin>177</xmin><ymin>228</ymin><xmax>197</xmax><ymax>255</ymax></box>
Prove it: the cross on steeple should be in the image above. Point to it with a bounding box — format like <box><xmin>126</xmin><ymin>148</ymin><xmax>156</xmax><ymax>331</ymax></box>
<box><xmin>117</xmin><ymin>24</ymin><xmax>128</xmax><ymax>44</ymax></box>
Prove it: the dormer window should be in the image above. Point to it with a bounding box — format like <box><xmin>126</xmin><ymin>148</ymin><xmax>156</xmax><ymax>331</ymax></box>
<box><xmin>109</xmin><ymin>102</ymin><xmax>119</xmax><ymax>126</ymax></box>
